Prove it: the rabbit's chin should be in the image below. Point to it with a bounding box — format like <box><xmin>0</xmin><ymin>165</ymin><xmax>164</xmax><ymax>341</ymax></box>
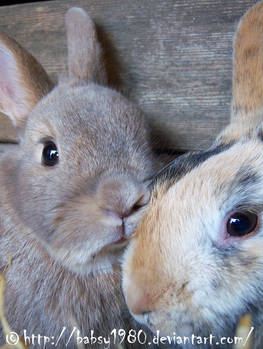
<box><xmin>46</xmin><ymin>238</ymin><xmax>128</xmax><ymax>276</ymax></box>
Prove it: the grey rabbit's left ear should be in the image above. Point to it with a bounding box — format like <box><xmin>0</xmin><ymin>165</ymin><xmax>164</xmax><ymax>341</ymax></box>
<box><xmin>216</xmin><ymin>1</ymin><xmax>263</xmax><ymax>145</ymax></box>
<box><xmin>65</xmin><ymin>7</ymin><xmax>107</xmax><ymax>85</ymax></box>
<box><xmin>0</xmin><ymin>32</ymin><xmax>53</xmax><ymax>134</ymax></box>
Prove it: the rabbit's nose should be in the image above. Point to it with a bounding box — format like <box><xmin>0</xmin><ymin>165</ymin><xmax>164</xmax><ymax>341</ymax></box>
<box><xmin>97</xmin><ymin>173</ymin><xmax>150</xmax><ymax>230</ymax></box>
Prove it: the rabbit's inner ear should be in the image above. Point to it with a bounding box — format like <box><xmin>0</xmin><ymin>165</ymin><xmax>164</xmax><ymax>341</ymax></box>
<box><xmin>65</xmin><ymin>7</ymin><xmax>107</xmax><ymax>85</ymax></box>
<box><xmin>0</xmin><ymin>49</ymin><xmax>26</xmax><ymax>125</ymax></box>
<box><xmin>0</xmin><ymin>49</ymin><xmax>35</xmax><ymax>131</ymax></box>
<box><xmin>0</xmin><ymin>33</ymin><xmax>53</xmax><ymax>135</ymax></box>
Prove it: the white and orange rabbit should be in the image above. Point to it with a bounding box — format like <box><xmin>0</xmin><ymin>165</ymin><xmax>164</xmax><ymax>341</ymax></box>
<box><xmin>123</xmin><ymin>2</ymin><xmax>263</xmax><ymax>348</ymax></box>
<box><xmin>0</xmin><ymin>6</ymin><xmax>159</xmax><ymax>349</ymax></box>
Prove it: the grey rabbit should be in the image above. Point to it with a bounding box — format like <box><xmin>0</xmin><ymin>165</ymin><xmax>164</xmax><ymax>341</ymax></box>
<box><xmin>0</xmin><ymin>6</ymin><xmax>159</xmax><ymax>348</ymax></box>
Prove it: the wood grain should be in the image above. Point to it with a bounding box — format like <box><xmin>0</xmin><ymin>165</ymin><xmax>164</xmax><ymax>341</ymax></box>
<box><xmin>0</xmin><ymin>143</ymin><xmax>17</xmax><ymax>154</ymax></box>
<box><xmin>0</xmin><ymin>0</ymin><xmax>258</xmax><ymax>151</ymax></box>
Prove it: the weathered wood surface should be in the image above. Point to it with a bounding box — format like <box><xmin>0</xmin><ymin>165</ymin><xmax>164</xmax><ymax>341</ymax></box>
<box><xmin>0</xmin><ymin>0</ymin><xmax>258</xmax><ymax>151</ymax></box>
<box><xmin>0</xmin><ymin>143</ymin><xmax>17</xmax><ymax>154</ymax></box>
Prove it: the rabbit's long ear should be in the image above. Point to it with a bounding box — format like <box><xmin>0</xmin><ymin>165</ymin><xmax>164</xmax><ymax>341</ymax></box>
<box><xmin>65</xmin><ymin>7</ymin><xmax>107</xmax><ymax>85</ymax></box>
<box><xmin>0</xmin><ymin>32</ymin><xmax>53</xmax><ymax>132</ymax></box>
<box><xmin>217</xmin><ymin>2</ymin><xmax>263</xmax><ymax>145</ymax></box>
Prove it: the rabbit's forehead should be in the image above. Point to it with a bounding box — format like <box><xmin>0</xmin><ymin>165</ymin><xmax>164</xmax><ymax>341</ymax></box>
<box><xmin>153</xmin><ymin>139</ymin><xmax>263</xmax><ymax>229</ymax></box>
<box><xmin>26</xmin><ymin>85</ymin><xmax>145</xmax><ymax>145</ymax></box>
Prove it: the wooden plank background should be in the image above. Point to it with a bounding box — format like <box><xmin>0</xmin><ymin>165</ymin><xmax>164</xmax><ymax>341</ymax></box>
<box><xmin>0</xmin><ymin>0</ymin><xmax>258</xmax><ymax>152</ymax></box>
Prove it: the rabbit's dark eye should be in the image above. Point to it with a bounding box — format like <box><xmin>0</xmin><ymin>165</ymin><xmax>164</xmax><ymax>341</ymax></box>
<box><xmin>42</xmin><ymin>142</ymin><xmax>59</xmax><ymax>166</ymax></box>
<box><xmin>227</xmin><ymin>212</ymin><xmax>258</xmax><ymax>237</ymax></box>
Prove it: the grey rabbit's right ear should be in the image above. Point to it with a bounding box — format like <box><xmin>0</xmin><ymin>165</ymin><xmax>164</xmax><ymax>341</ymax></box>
<box><xmin>216</xmin><ymin>1</ymin><xmax>263</xmax><ymax>145</ymax></box>
<box><xmin>0</xmin><ymin>32</ymin><xmax>53</xmax><ymax>134</ymax></box>
<box><xmin>65</xmin><ymin>7</ymin><xmax>107</xmax><ymax>85</ymax></box>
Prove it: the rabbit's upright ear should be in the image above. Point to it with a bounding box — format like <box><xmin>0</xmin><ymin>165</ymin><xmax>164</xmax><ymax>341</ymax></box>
<box><xmin>216</xmin><ymin>2</ymin><xmax>263</xmax><ymax>145</ymax></box>
<box><xmin>65</xmin><ymin>7</ymin><xmax>107</xmax><ymax>85</ymax></box>
<box><xmin>0</xmin><ymin>32</ymin><xmax>53</xmax><ymax>133</ymax></box>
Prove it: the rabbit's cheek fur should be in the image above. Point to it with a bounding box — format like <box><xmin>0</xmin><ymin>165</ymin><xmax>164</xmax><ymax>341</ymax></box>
<box><xmin>46</xmin><ymin>197</ymin><xmax>129</xmax><ymax>274</ymax></box>
<box><xmin>49</xmin><ymin>199</ymin><xmax>147</xmax><ymax>275</ymax></box>
<box><xmin>123</xmin><ymin>139</ymin><xmax>263</xmax><ymax>339</ymax></box>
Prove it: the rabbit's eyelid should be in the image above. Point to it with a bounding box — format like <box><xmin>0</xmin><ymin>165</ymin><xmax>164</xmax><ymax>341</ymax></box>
<box><xmin>38</xmin><ymin>137</ymin><xmax>57</xmax><ymax>145</ymax></box>
<box><xmin>225</xmin><ymin>205</ymin><xmax>263</xmax><ymax>219</ymax></box>
<box><xmin>222</xmin><ymin>202</ymin><xmax>263</xmax><ymax>223</ymax></box>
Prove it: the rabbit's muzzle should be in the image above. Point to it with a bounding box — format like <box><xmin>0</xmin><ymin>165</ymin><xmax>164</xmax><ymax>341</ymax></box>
<box><xmin>97</xmin><ymin>172</ymin><xmax>150</xmax><ymax>239</ymax></box>
<box><xmin>47</xmin><ymin>172</ymin><xmax>150</xmax><ymax>274</ymax></box>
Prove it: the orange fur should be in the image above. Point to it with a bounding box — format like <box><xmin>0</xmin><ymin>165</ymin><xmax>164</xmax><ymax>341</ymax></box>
<box><xmin>123</xmin><ymin>2</ymin><xmax>263</xmax><ymax>348</ymax></box>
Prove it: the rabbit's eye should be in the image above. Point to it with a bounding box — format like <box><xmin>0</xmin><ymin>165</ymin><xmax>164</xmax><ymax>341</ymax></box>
<box><xmin>227</xmin><ymin>212</ymin><xmax>258</xmax><ymax>237</ymax></box>
<box><xmin>42</xmin><ymin>142</ymin><xmax>59</xmax><ymax>166</ymax></box>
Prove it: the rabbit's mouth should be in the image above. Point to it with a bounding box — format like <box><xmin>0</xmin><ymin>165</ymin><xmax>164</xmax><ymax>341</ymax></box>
<box><xmin>106</xmin><ymin>223</ymin><xmax>131</xmax><ymax>247</ymax></box>
<box><xmin>107</xmin><ymin>236</ymin><xmax>128</xmax><ymax>248</ymax></box>
<box><xmin>47</xmin><ymin>194</ymin><xmax>142</xmax><ymax>274</ymax></box>
<box><xmin>47</xmin><ymin>243</ymin><xmax>125</xmax><ymax>276</ymax></box>
<box><xmin>46</xmin><ymin>225</ymin><xmax>130</xmax><ymax>276</ymax></box>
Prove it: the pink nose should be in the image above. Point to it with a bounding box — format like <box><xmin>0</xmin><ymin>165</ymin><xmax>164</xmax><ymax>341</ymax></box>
<box><xmin>97</xmin><ymin>173</ymin><xmax>150</xmax><ymax>221</ymax></box>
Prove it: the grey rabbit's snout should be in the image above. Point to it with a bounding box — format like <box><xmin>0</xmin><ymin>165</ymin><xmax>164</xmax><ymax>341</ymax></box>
<box><xmin>97</xmin><ymin>172</ymin><xmax>150</xmax><ymax>238</ymax></box>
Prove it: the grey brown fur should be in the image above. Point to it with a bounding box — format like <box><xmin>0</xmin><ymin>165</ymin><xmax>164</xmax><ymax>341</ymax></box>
<box><xmin>0</xmin><ymin>7</ymin><xmax>159</xmax><ymax>348</ymax></box>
